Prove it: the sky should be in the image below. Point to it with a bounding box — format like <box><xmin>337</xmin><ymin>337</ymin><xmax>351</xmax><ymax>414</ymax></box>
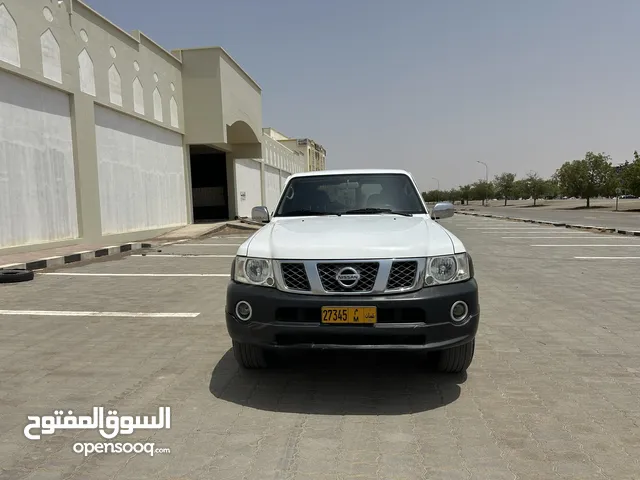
<box><xmin>86</xmin><ymin>0</ymin><xmax>640</xmax><ymax>191</ymax></box>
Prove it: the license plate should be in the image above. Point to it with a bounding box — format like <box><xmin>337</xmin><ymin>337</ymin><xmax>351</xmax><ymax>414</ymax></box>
<box><xmin>321</xmin><ymin>306</ymin><xmax>377</xmax><ymax>324</ymax></box>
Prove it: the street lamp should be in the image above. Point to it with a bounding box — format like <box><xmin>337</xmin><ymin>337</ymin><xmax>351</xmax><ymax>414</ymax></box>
<box><xmin>432</xmin><ymin>177</ymin><xmax>440</xmax><ymax>203</ymax></box>
<box><xmin>477</xmin><ymin>161</ymin><xmax>488</xmax><ymax>206</ymax></box>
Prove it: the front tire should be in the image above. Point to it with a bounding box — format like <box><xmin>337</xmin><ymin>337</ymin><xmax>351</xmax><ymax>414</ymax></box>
<box><xmin>436</xmin><ymin>339</ymin><xmax>475</xmax><ymax>373</ymax></box>
<box><xmin>232</xmin><ymin>341</ymin><xmax>269</xmax><ymax>369</ymax></box>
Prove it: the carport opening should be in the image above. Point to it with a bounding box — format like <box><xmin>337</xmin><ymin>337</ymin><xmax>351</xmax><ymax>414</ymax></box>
<box><xmin>189</xmin><ymin>145</ymin><xmax>229</xmax><ymax>222</ymax></box>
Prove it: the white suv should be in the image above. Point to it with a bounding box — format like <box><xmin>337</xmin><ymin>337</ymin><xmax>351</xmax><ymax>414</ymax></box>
<box><xmin>225</xmin><ymin>169</ymin><xmax>479</xmax><ymax>373</ymax></box>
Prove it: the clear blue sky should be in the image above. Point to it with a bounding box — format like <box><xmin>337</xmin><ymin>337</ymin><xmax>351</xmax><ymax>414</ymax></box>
<box><xmin>86</xmin><ymin>0</ymin><xmax>640</xmax><ymax>191</ymax></box>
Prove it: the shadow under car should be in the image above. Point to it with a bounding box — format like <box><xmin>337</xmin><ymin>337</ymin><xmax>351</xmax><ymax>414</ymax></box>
<box><xmin>209</xmin><ymin>349</ymin><xmax>465</xmax><ymax>415</ymax></box>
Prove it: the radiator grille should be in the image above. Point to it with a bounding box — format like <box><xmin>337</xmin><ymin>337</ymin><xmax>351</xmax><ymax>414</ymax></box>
<box><xmin>281</xmin><ymin>263</ymin><xmax>311</xmax><ymax>291</ymax></box>
<box><xmin>386</xmin><ymin>261</ymin><xmax>418</xmax><ymax>290</ymax></box>
<box><xmin>317</xmin><ymin>262</ymin><xmax>379</xmax><ymax>292</ymax></box>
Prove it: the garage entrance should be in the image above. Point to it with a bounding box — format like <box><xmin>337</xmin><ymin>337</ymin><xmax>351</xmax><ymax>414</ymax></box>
<box><xmin>189</xmin><ymin>145</ymin><xmax>229</xmax><ymax>222</ymax></box>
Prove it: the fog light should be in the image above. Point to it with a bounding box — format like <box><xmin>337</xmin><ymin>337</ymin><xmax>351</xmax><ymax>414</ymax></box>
<box><xmin>235</xmin><ymin>301</ymin><xmax>252</xmax><ymax>321</ymax></box>
<box><xmin>450</xmin><ymin>301</ymin><xmax>468</xmax><ymax>323</ymax></box>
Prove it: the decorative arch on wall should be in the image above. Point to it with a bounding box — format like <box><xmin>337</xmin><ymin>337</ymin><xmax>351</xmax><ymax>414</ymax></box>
<box><xmin>108</xmin><ymin>64</ymin><xmax>122</xmax><ymax>106</ymax></box>
<box><xmin>0</xmin><ymin>4</ymin><xmax>20</xmax><ymax>67</ymax></box>
<box><xmin>169</xmin><ymin>96</ymin><xmax>179</xmax><ymax>128</ymax></box>
<box><xmin>133</xmin><ymin>77</ymin><xmax>144</xmax><ymax>115</ymax></box>
<box><xmin>40</xmin><ymin>29</ymin><xmax>62</xmax><ymax>83</ymax></box>
<box><xmin>78</xmin><ymin>49</ymin><xmax>95</xmax><ymax>96</ymax></box>
<box><xmin>152</xmin><ymin>87</ymin><xmax>163</xmax><ymax>122</ymax></box>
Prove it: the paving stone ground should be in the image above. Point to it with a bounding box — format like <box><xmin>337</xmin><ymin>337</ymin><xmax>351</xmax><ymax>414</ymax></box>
<box><xmin>0</xmin><ymin>218</ymin><xmax>639</xmax><ymax>479</ymax></box>
<box><xmin>458</xmin><ymin>200</ymin><xmax>640</xmax><ymax>232</ymax></box>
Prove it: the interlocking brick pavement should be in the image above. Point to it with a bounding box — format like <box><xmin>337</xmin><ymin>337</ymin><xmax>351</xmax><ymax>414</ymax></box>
<box><xmin>0</xmin><ymin>216</ymin><xmax>639</xmax><ymax>479</ymax></box>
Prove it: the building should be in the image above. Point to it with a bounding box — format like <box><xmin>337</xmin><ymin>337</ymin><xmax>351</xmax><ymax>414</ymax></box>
<box><xmin>0</xmin><ymin>0</ymin><xmax>324</xmax><ymax>255</ymax></box>
<box><xmin>263</xmin><ymin>128</ymin><xmax>326</xmax><ymax>171</ymax></box>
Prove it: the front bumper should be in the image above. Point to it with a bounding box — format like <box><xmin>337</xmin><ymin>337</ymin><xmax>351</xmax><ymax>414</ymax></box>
<box><xmin>225</xmin><ymin>279</ymin><xmax>480</xmax><ymax>351</ymax></box>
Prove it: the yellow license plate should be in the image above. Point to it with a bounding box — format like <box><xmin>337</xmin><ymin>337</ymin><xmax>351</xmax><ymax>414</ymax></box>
<box><xmin>321</xmin><ymin>307</ymin><xmax>377</xmax><ymax>324</ymax></box>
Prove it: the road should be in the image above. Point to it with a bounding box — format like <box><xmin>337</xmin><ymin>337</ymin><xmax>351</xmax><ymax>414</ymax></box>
<box><xmin>1</xmin><ymin>218</ymin><xmax>640</xmax><ymax>479</ymax></box>
<box><xmin>459</xmin><ymin>201</ymin><xmax>640</xmax><ymax>232</ymax></box>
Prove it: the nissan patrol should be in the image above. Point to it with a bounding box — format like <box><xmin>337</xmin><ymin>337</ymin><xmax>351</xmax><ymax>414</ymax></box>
<box><xmin>225</xmin><ymin>169</ymin><xmax>479</xmax><ymax>373</ymax></box>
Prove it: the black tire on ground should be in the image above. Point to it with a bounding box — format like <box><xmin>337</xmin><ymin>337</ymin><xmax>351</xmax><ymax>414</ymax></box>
<box><xmin>436</xmin><ymin>339</ymin><xmax>475</xmax><ymax>373</ymax></box>
<box><xmin>0</xmin><ymin>269</ymin><xmax>35</xmax><ymax>284</ymax></box>
<box><xmin>232</xmin><ymin>341</ymin><xmax>269</xmax><ymax>369</ymax></box>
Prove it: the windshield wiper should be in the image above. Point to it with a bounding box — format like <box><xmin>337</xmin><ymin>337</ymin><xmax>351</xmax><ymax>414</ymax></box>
<box><xmin>343</xmin><ymin>208</ymin><xmax>413</xmax><ymax>217</ymax></box>
<box><xmin>281</xmin><ymin>210</ymin><xmax>341</xmax><ymax>217</ymax></box>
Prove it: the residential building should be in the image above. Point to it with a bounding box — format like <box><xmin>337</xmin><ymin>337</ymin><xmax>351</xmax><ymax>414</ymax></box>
<box><xmin>263</xmin><ymin>127</ymin><xmax>326</xmax><ymax>171</ymax></box>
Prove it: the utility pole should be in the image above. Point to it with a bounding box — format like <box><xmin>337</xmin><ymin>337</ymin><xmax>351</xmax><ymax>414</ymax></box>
<box><xmin>477</xmin><ymin>161</ymin><xmax>488</xmax><ymax>206</ymax></box>
<box><xmin>432</xmin><ymin>177</ymin><xmax>440</xmax><ymax>203</ymax></box>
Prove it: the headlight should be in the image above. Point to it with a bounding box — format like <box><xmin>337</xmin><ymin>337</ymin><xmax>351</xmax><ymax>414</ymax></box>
<box><xmin>424</xmin><ymin>253</ymin><xmax>471</xmax><ymax>286</ymax></box>
<box><xmin>234</xmin><ymin>256</ymin><xmax>275</xmax><ymax>287</ymax></box>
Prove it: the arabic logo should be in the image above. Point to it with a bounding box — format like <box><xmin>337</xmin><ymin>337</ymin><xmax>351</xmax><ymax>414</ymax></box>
<box><xmin>24</xmin><ymin>406</ymin><xmax>171</xmax><ymax>441</ymax></box>
<box><xmin>335</xmin><ymin>266</ymin><xmax>360</xmax><ymax>288</ymax></box>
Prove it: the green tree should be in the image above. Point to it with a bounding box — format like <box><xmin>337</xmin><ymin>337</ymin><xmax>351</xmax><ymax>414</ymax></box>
<box><xmin>445</xmin><ymin>189</ymin><xmax>461</xmax><ymax>203</ymax></box>
<box><xmin>471</xmin><ymin>180</ymin><xmax>494</xmax><ymax>205</ymax></box>
<box><xmin>459</xmin><ymin>184</ymin><xmax>471</xmax><ymax>205</ymax></box>
<box><xmin>554</xmin><ymin>152</ymin><xmax>615</xmax><ymax>207</ymax></box>
<box><xmin>544</xmin><ymin>177</ymin><xmax>560</xmax><ymax>199</ymax></box>
<box><xmin>522</xmin><ymin>171</ymin><xmax>547</xmax><ymax>206</ymax></box>
<box><xmin>493</xmin><ymin>172</ymin><xmax>517</xmax><ymax>206</ymax></box>
<box><xmin>555</xmin><ymin>160</ymin><xmax>587</xmax><ymax>203</ymax></box>
<box><xmin>621</xmin><ymin>152</ymin><xmax>640</xmax><ymax>196</ymax></box>
<box><xmin>421</xmin><ymin>190</ymin><xmax>443</xmax><ymax>203</ymax></box>
<box><xmin>512</xmin><ymin>179</ymin><xmax>527</xmax><ymax>200</ymax></box>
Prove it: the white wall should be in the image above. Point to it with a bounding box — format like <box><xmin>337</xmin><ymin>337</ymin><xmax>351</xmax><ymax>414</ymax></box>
<box><xmin>263</xmin><ymin>165</ymin><xmax>281</xmax><ymax>213</ymax></box>
<box><xmin>0</xmin><ymin>4</ymin><xmax>20</xmax><ymax>68</ymax></box>
<box><xmin>263</xmin><ymin>133</ymin><xmax>306</xmax><ymax>174</ymax></box>
<box><xmin>234</xmin><ymin>158</ymin><xmax>262</xmax><ymax>218</ymax></box>
<box><xmin>230</xmin><ymin>133</ymin><xmax>310</xmax><ymax>218</ymax></box>
<box><xmin>94</xmin><ymin>106</ymin><xmax>187</xmax><ymax>235</ymax></box>
<box><xmin>280</xmin><ymin>171</ymin><xmax>290</xmax><ymax>191</ymax></box>
<box><xmin>0</xmin><ymin>70</ymin><xmax>79</xmax><ymax>249</ymax></box>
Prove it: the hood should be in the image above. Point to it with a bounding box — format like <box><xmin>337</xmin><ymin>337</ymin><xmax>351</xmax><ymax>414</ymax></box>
<box><xmin>238</xmin><ymin>215</ymin><xmax>459</xmax><ymax>260</ymax></box>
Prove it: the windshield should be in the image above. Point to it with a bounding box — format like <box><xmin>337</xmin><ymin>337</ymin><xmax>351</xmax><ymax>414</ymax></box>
<box><xmin>274</xmin><ymin>173</ymin><xmax>427</xmax><ymax>217</ymax></box>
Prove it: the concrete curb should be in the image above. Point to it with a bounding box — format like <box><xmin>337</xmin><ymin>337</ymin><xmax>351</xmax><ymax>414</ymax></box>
<box><xmin>238</xmin><ymin>218</ymin><xmax>267</xmax><ymax>227</ymax></box>
<box><xmin>0</xmin><ymin>242</ymin><xmax>153</xmax><ymax>272</ymax></box>
<box><xmin>190</xmin><ymin>222</ymin><xmax>257</xmax><ymax>239</ymax></box>
<box><xmin>0</xmin><ymin>220</ymin><xmax>262</xmax><ymax>274</ymax></box>
<box><xmin>454</xmin><ymin>211</ymin><xmax>640</xmax><ymax>236</ymax></box>
<box><xmin>150</xmin><ymin>221</ymin><xmax>260</xmax><ymax>245</ymax></box>
<box><xmin>154</xmin><ymin>222</ymin><xmax>234</xmax><ymax>242</ymax></box>
<box><xmin>231</xmin><ymin>219</ymin><xmax>264</xmax><ymax>229</ymax></box>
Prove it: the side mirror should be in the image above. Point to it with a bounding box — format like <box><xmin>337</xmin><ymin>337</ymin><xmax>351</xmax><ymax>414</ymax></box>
<box><xmin>251</xmin><ymin>206</ymin><xmax>270</xmax><ymax>223</ymax></box>
<box><xmin>431</xmin><ymin>202</ymin><xmax>454</xmax><ymax>220</ymax></box>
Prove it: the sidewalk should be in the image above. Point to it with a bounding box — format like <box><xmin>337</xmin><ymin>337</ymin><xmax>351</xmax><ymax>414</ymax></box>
<box><xmin>0</xmin><ymin>221</ymin><xmax>261</xmax><ymax>271</ymax></box>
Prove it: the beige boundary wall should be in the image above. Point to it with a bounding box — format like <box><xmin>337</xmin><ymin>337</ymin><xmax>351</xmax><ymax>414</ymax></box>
<box><xmin>0</xmin><ymin>0</ymin><xmax>310</xmax><ymax>254</ymax></box>
<box><xmin>0</xmin><ymin>0</ymin><xmax>187</xmax><ymax>254</ymax></box>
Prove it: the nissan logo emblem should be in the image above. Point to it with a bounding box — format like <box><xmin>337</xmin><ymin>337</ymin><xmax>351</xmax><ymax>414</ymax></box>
<box><xmin>335</xmin><ymin>266</ymin><xmax>360</xmax><ymax>288</ymax></box>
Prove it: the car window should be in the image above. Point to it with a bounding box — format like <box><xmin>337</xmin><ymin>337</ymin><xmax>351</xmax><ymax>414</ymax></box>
<box><xmin>274</xmin><ymin>173</ymin><xmax>426</xmax><ymax>217</ymax></box>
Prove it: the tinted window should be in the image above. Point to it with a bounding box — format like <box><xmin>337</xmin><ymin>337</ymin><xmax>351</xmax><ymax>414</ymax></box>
<box><xmin>274</xmin><ymin>173</ymin><xmax>426</xmax><ymax>217</ymax></box>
